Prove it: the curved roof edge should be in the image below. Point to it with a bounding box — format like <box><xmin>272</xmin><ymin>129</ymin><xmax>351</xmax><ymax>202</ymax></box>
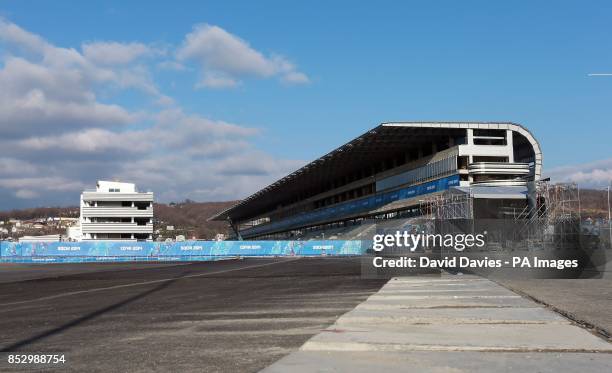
<box><xmin>209</xmin><ymin>121</ymin><xmax>542</xmax><ymax>221</ymax></box>
<box><xmin>381</xmin><ymin>122</ymin><xmax>542</xmax><ymax>180</ymax></box>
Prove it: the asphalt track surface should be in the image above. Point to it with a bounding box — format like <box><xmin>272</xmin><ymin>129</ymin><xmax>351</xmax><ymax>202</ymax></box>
<box><xmin>0</xmin><ymin>258</ymin><xmax>387</xmax><ymax>372</ymax></box>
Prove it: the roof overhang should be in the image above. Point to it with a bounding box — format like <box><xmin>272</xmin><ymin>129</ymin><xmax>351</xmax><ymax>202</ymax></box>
<box><xmin>210</xmin><ymin>122</ymin><xmax>542</xmax><ymax>222</ymax></box>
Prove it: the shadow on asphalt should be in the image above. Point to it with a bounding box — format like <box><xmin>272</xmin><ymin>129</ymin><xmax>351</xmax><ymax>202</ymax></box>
<box><xmin>0</xmin><ymin>271</ymin><xmax>195</xmax><ymax>352</ymax></box>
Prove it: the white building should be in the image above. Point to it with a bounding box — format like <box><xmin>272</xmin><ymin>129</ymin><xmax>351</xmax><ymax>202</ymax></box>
<box><xmin>80</xmin><ymin>181</ymin><xmax>154</xmax><ymax>241</ymax></box>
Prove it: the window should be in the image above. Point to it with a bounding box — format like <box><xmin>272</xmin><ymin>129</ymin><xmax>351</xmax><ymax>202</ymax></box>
<box><xmin>109</xmin><ymin>188</ymin><xmax>121</xmax><ymax>192</ymax></box>
<box><xmin>472</xmin><ymin>156</ymin><xmax>508</xmax><ymax>163</ymax></box>
<box><xmin>473</xmin><ymin>129</ymin><xmax>507</xmax><ymax>145</ymax></box>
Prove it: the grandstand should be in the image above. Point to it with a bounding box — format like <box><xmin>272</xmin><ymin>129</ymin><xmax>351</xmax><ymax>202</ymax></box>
<box><xmin>210</xmin><ymin>122</ymin><xmax>542</xmax><ymax>240</ymax></box>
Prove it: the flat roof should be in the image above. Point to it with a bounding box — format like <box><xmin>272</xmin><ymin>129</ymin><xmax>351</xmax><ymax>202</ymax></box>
<box><xmin>210</xmin><ymin>122</ymin><xmax>541</xmax><ymax>222</ymax></box>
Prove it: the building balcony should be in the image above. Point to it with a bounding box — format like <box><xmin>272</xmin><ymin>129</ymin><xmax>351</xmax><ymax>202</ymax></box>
<box><xmin>467</xmin><ymin>162</ymin><xmax>530</xmax><ymax>175</ymax></box>
<box><xmin>81</xmin><ymin>192</ymin><xmax>154</xmax><ymax>202</ymax></box>
<box><xmin>81</xmin><ymin>206</ymin><xmax>153</xmax><ymax>217</ymax></box>
<box><xmin>470</xmin><ymin>179</ymin><xmax>528</xmax><ymax>187</ymax></box>
<box><xmin>81</xmin><ymin>223</ymin><xmax>153</xmax><ymax>234</ymax></box>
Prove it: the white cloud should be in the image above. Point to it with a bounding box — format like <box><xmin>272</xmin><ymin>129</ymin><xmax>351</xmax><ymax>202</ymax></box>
<box><xmin>153</xmin><ymin>108</ymin><xmax>259</xmax><ymax>140</ymax></box>
<box><xmin>82</xmin><ymin>41</ymin><xmax>155</xmax><ymax>65</ymax></box>
<box><xmin>157</xmin><ymin>60</ymin><xmax>187</xmax><ymax>71</ymax></box>
<box><xmin>0</xmin><ymin>18</ymin><xmax>48</xmax><ymax>52</ymax></box>
<box><xmin>0</xmin><ymin>19</ymin><xmax>171</xmax><ymax>125</ymax></box>
<box><xmin>177</xmin><ymin>24</ymin><xmax>309</xmax><ymax>88</ymax></box>
<box><xmin>282</xmin><ymin>71</ymin><xmax>310</xmax><ymax>84</ymax></box>
<box><xmin>6</xmin><ymin>108</ymin><xmax>258</xmax><ymax>156</ymax></box>
<box><xmin>0</xmin><ymin>19</ymin><xmax>306</xmax><ymax>208</ymax></box>
<box><xmin>0</xmin><ymin>177</ymin><xmax>86</xmax><ymax>192</ymax></box>
<box><xmin>0</xmin><ymin>59</ymin><xmax>137</xmax><ymax>137</ymax></box>
<box><xmin>15</xmin><ymin>189</ymin><xmax>40</xmax><ymax>199</ymax></box>
<box><xmin>0</xmin><ymin>105</ymin><xmax>303</xmax><ymax>206</ymax></box>
<box><xmin>0</xmin><ymin>25</ymin><xmax>143</xmax><ymax>138</ymax></box>
<box><xmin>546</xmin><ymin>158</ymin><xmax>612</xmax><ymax>188</ymax></box>
<box><xmin>197</xmin><ymin>72</ymin><xmax>239</xmax><ymax>89</ymax></box>
<box><xmin>15</xmin><ymin>128</ymin><xmax>150</xmax><ymax>154</ymax></box>
<box><xmin>0</xmin><ymin>158</ymin><xmax>38</xmax><ymax>175</ymax></box>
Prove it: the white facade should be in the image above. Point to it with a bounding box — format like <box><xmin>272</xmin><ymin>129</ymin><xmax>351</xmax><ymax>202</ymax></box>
<box><xmin>457</xmin><ymin>127</ymin><xmax>536</xmax><ymax>187</ymax></box>
<box><xmin>383</xmin><ymin>122</ymin><xmax>543</xmax><ymax>188</ymax></box>
<box><xmin>80</xmin><ymin>181</ymin><xmax>154</xmax><ymax>241</ymax></box>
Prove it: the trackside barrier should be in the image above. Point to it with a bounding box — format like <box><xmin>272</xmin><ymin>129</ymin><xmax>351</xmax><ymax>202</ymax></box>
<box><xmin>0</xmin><ymin>240</ymin><xmax>369</xmax><ymax>263</ymax></box>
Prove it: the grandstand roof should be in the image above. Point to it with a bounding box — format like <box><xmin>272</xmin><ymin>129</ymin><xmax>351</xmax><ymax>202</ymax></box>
<box><xmin>210</xmin><ymin>122</ymin><xmax>542</xmax><ymax>222</ymax></box>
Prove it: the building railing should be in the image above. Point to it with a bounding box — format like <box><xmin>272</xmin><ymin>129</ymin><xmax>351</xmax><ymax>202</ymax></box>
<box><xmin>376</xmin><ymin>155</ymin><xmax>458</xmax><ymax>192</ymax></box>
<box><xmin>81</xmin><ymin>192</ymin><xmax>154</xmax><ymax>202</ymax></box>
<box><xmin>467</xmin><ymin>162</ymin><xmax>530</xmax><ymax>175</ymax></box>
<box><xmin>81</xmin><ymin>223</ymin><xmax>153</xmax><ymax>233</ymax></box>
<box><xmin>81</xmin><ymin>207</ymin><xmax>153</xmax><ymax>217</ymax></box>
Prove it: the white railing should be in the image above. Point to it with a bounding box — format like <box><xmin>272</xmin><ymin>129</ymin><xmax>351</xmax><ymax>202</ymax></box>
<box><xmin>471</xmin><ymin>180</ymin><xmax>528</xmax><ymax>187</ymax></box>
<box><xmin>467</xmin><ymin>162</ymin><xmax>530</xmax><ymax>175</ymax></box>
<box><xmin>81</xmin><ymin>192</ymin><xmax>154</xmax><ymax>202</ymax></box>
<box><xmin>81</xmin><ymin>223</ymin><xmax>153</xmax><ymax>233</ymax></box>
<box><xmin>81</xmin><ymin>207</ymin><xmax>153</xmax><ymax>217</ymax></box>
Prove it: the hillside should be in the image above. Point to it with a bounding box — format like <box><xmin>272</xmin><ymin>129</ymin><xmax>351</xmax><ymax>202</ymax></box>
<box><xmin>154</xmin><ymin>200</ymin><xmax>237</xmax><ymax>239</ymax></box>
<box><xmin>0</xmin><ymin>201</ymin><xmax>237</xmax><ymax>240</ymax></box>
<box><xmin>577</xmin><ymin>189</ymin><xmax>611</xmax><ymax>219</ymax></box>
<box><xmin>0</xmin><ymin>188</ymin><xmax>609</xmax><ymax>239</ymax></box>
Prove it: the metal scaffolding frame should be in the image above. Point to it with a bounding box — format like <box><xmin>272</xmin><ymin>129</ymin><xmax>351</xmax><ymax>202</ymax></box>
<box><xmin>419</xmin><ymin>192</ymin><xmax>474</xmax><ymax>220</ymax></box>
<box><xmin>418</xmin><ymin>181</ymin><xmax>589</xmax><ymax>250</ymax></box>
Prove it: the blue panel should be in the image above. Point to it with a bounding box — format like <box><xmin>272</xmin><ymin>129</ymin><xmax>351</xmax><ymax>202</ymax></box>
<box><xmin>238</xmin><ymin>174</ymin><xmax>460</xmax><ymax>236</ymax></box>
<box><xmin>0</xmin><ymin>240</ymin><xmax>368</xmax><ymax>263</ymax></box>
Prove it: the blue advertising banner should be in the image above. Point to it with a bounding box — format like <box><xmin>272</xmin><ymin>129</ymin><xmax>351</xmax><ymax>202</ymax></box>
<box><xmin>242</xmin><ymin>174</ymin><xmax>460</xmax><ymax>236</ymax></box>
<box><xmin>0</xmin><ymin>240</ymin><xmax>367</xmax><ymax>263</ymax></box>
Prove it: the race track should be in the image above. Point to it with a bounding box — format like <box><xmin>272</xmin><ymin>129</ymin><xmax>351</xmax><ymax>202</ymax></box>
<box><xmin>0</xmin><ymin>257</ymin><xmax>386</xmax><ymax>372</ymax></box>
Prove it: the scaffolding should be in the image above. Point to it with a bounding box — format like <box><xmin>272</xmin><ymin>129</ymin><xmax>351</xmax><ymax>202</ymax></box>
<box><xmin>419</xmin><ymin>192</ymin><xmax>474</xmax><ymax>220</ymax></box>
<box><xmin>523</xmin><ymin>181</ymin><xmax>581</xmax><ymax>248</ymax></box>
<box><xmin>418</xmin><ymin>181</ymin><xmax>585</xmax><ymax>250</ymax></box>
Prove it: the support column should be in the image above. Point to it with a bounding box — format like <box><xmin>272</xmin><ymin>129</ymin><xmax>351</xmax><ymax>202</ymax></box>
<box><xmin>467</xmin><ymin>129</ymin><xmax>474</xmax><ymax>145</ymax></box>
<box><xmin>506</xmin><ymin>130</ymin><xmax>514</xmax><ymax>162</ymax></box>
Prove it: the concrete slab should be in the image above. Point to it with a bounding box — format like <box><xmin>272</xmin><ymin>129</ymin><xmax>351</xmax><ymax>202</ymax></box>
<box><xmin>376</xmin><ymin>287</ymin><xmax>514</xmax><ymax>294</ymax></box>
<box><xmin>261</xmin><ymin>273</ymin><xmax>612</xmax><ymax>372</ymax></box>
<box><xmin>368</xmin><ymin>294</ymin><xmax>521</xmax><ymax>300</ymax></box>
<box><xmin>357</xmin><ymin>296</ymin><xmax>538</xmax><ymax>309</ymax></box>
<box><xmin>336</xmin><ymin>307</ymin><xmax>569</xmax><ymax>325</ymax></box>
<box><xmin>302</xmin><ymin>324</ymin><xmax>612</xmax><ymax>352</ymax></box>
<box><xmin>261</xmin><ymin>351</ymin><xmax>612</xmax><ymax>373</ymax></box>
<box><xmin>384</xmin><ymin>280</ymin><xmax>489</xmax><ymax>284</ymax></box>
<box><xmin>494</xmin><ymin>277</ymin><xmax>612</xmax><ymax>337</ymax></box>
<box><xmin>378</xmin><ymin>285</ymin><xmax>509</xmax><ymax>293</ymax></box>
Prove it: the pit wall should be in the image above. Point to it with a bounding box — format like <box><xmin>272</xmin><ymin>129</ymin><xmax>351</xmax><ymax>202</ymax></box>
<box><xmin>0</xmin><ymin>240</ymin><xmax>367</xmax><ymax>263</ymax></box>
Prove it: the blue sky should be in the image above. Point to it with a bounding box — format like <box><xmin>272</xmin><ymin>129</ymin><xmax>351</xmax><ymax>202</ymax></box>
<box><xmin>0</xmin><ymin>1</ymin><xmax>611</xmax><ymax>209</ymax></box>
